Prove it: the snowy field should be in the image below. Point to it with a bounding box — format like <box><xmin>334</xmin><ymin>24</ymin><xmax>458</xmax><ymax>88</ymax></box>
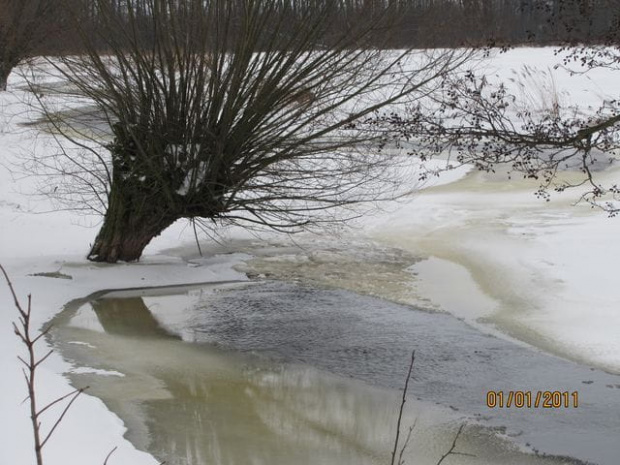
<box><xmin>1</xmin><ymin>47</ymin><xmax>619</xmax><ymax>464</ymax></box>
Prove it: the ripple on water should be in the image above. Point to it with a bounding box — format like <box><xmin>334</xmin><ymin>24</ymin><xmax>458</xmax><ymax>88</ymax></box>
<box><xmin>50</xmin><ymin>281</ymin><xmax>617</xmax><ymax>465</ymax></box>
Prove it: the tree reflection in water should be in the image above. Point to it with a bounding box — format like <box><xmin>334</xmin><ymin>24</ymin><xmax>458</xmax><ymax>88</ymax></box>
<box><xmin>66</xmin><ymin>295</ymin><xmax>402</xmax><ymax>465</ymax></box>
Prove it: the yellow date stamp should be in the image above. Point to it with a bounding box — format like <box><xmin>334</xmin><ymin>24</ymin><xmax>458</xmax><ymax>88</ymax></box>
<box><xmin>486</xmin><ymin>390</ymin><xmax>579</xmax><ymax>409</ymax></box>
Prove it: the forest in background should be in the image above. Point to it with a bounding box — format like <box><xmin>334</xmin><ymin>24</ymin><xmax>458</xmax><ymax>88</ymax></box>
<box><xmin>25</xmin><ymin>0</ymin><xmax>620</xmax><ymax>54</ymax></box>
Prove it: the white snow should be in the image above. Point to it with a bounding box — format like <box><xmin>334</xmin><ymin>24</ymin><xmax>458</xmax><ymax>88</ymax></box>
<box><xmin>1</xmin><ymin>47</ymin><xmax>620</xmax><ymax>464</ymax></box>
<box><xmin>371</xmin><ymin>166</ymin><xmax>620</xmax><ymax>373</ymax></box>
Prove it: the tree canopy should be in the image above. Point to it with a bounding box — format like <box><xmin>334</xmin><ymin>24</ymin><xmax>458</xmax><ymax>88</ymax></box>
<box><xmin>32</xmin><ymin>0</ymin><xmax>467</xmax><ymax>262</ymax></box>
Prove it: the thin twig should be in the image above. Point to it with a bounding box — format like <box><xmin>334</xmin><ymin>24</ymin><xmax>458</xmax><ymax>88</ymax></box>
<box><xmin>397</xmin><ymin>418</ymin><xmax>417</xmax><ymax>465</ymax></box>
<box><xmin>391</xmin><ymin>350</ymin><xmax>415</xmax><ymax>465</ymax></box>
<box><xmin>103</xmin><ymin>446</ymin><xmax>118</xmax><ymax>465</ymax></box>
<box><xmin>2</xmin><ymin>263</ymin><xmax>90</xmax><ymax>465</ymax></box>
<box><xmin>0</xmin><ymin>264</ymin><xmax>25</xmax><ymax>313</ymax></box>
<box><xmin>40</xmin><ymin>388</ymin><xmax>85</xmax><ymax>448</ymax></box>
<box><xmin>436</xmin><ymin>424</ymin><xmax>465</xmax><ymax>465</ymax></box>
<box><xmin>38</xmin><ymin>387</ymin><xmax>87</xmax><ymax>417</ymax></box>
<box><xmin>33</xmin><ymin>349</ymin><xmax>54</xmax><ymax>368</ymax></box>
<box><xmin>192</xmin><ymin>218</ymin><xmax>203</xmax><ymax>257</ymax></box>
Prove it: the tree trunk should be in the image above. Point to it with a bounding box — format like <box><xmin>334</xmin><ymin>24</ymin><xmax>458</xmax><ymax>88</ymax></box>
<box><xmin>0</xmin><ymin>63</ymin><xmax>10</xmax><ymax>91</ymax></box>
<box><xmin>88</xmin><ymin>180</ymin><xmax>177</xmax><ymax>263</ymax></box>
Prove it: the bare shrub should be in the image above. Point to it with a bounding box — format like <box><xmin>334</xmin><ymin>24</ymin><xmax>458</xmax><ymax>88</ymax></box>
<box><xmin>1</xmin><ymin>264</ymin><xmax>87</xmax><ymax>465</ymax></box>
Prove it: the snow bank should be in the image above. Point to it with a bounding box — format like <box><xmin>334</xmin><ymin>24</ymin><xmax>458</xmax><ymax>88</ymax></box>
<box><xmin>370</xmin><ymin>165</ymin><xmax>620</xmax><ymax>374</ymax></box>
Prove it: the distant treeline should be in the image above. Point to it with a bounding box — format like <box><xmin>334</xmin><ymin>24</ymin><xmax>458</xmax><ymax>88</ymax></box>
<box><xmin>35</xmin><ymin>0</ymin><xmax>620</xmax><ymax>53</ymax></box>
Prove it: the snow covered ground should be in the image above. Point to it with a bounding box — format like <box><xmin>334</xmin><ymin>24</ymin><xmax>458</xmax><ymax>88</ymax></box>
<box><xmin>371</xmin><ymin>166</ymin><xmax>620</xmax><ymax>374</ymax></box>
<box><xmin>1</xmin><ymin>47</ymin><xmax>619</xmax><ymax>464</ymax></box>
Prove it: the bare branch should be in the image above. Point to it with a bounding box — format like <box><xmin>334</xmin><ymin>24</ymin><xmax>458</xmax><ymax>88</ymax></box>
<box><xmin>1</xmin><ymin>262</ymin><xmax>90</xmax><ymax>465</ymax></box>
<box><xmin>436</xmin><ymin>424</ymin><xmax>466</xmax><ymax>465</ymax></box>
<box><xmin>38</xmin><ymin>387</ymin><xmax>87</xmax><ymax>417</ymax></box>
<box><xmin>103</xmin><ymin>447</ymin><xmax>117</xmax><ymax>465</ymax></box>
<box><xmin>40</xmin><ymin>388</ymin><xmax>85</xmax><ymax>449</ymax></box>
<box><xmin>391</xmin><ymin>350</ymin><xmax>415</xmax><ymax>465</ymax></box>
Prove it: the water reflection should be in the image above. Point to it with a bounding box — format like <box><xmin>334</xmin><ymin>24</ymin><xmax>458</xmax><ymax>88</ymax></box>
<box><xmin>91</xmin><ymin>297</ymin><xmax>181</xmax><ymax>339</ymax></box>
<box><xmin>55</xmin><ymin>293</ymin><xmax>405</xmax><ymax>465</ymax></box>
<box><xmin>140</xmin><ymin>365</ymin><xmax>398</xmax><ymax>465</ymax></box>
<box><xmin>51</xmin><ymin>283</ymin><xmax>608</xmax><ymax>465</ymax></box>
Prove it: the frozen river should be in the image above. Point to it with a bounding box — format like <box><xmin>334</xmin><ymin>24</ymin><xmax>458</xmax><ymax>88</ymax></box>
<box><xmin>50</xmin><ymin>278</ymin><xmax>619</xmax><ymax>465</ymax></box>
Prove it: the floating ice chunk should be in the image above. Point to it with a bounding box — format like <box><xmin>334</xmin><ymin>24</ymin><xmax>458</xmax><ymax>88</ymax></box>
<box><xmin>70</xmin><ymin>366</ymin><xmax>125</xmax><ymax>377</ymax></box>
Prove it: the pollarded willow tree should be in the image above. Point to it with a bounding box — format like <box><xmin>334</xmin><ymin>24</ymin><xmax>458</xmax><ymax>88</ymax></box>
<box><xmin>37</xmin><ymin>0</ymin><xmax>469</xmax><ymax>263</ymax></box>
